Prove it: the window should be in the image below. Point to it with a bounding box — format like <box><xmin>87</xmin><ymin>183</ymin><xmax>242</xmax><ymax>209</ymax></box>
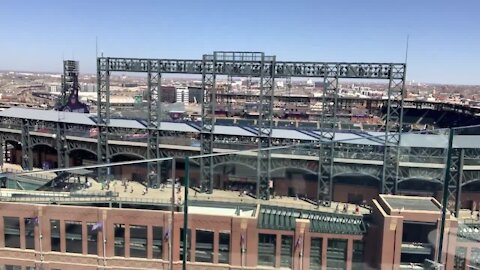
<box><xmin>50</xmin><ymin>219</ymin><xmax>61</xmax><ymax>252</ymax></box>
<box><xmin>114</xmin><ymin>224</ymin><xmax>125</xmax><ymax>257</ymax></box>
<box><xmin>130</xmin><ymin>225</ymin><xmax>147</xmax><ymax>258</ymax></box>
<box><xmin>152</xmin><ymin>226</ymin><xmax>163</xmax><ymax>259</ymax></box>
<box><xmin>180</xmin><ymin>228</ymin><xmax>191</xmax><ymax>261</ymax></box>
<box><xmin>195</xmin><ymin>230</ymin><xmax>214</xmax><ymax>263</ymax></box>
<box><xmin>327</xmin><ymin>239</ymin><xmax>347</xmax><ymax>270</ymax></box>
<box><xmin>3</xmin><ymin>265</ymin><xmax>22</xmax><ymax>270</ymax></box>
<box><xmin>4</xmin><ymin>217</ymin><xmax>20</xmax><ymax>248</ymax></box>
<box><xmin>258</xmin><ymin>233</ymin><xmax>276</xmax><ymax>267</ymax></box>
<box><xmin>281</xmin><ymin>235</ymin><xmax>293</xmax><ymax>269</ymax></box>
<box><xmin>454</xmin><ymin>247</ymin><xmax>466</xmax><ymax>270</ymax></box>
<box><xmin>25</xmin><ymin>218</ymin><xmax>36</xmax><ymax>249</ymax></box>
<box><xmin>471</xmin><ymin>248</ymin><xmax>480</xmax><ymax>269</ymax></box>
<box><xmin>65</xmin><ymin>221</ymin><xmax>83</xmax><ymax>253</ymax></box>
<box><xmin>352</xmin><ymin>240</ymin><xmax>364</xmax><ymax>270</ymax></box>
<box><xmin>310</xmin><ymin>237</ymin><xmax>323</xmax><ymax>269</ymax></box>
<box><xmin>86</xmin><ymin>223</ymin><xmax>98</xmax><ymax>255</ymax></box>
<box><xmin>218</xmin><ymin>232</ymin><xmax>230</xmax><ymax>264</ymax></box>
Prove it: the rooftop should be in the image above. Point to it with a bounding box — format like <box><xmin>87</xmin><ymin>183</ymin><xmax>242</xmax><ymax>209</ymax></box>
<box><xmin>382</xmin><ymin>195</ymin><xmax>441</xmax><ymax>212</ymax></box>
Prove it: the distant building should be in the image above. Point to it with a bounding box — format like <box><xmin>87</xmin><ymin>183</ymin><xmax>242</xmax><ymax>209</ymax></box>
<box><xmin>175</xmin><ymin>86</ymin><xmax>189</xmax><ymax>106</ymax></box>
<box><xmin>81</xmin><ymin>83</ymin><xmax>96</xmax><ymax>92</ymax></box>
<box><xmin>161</xmin><ymin>86</ymin><xmax>176</xmax><ymax>103</ymax></box>
<box><xmin>48</xmin><ymin>83</ymin><xmax>61</xmax><ymax>93</ymax></box>
<box><xmin>188</xmin><ymin>87</ymin><xmax>202</xmax><ymax>104</ymax></box>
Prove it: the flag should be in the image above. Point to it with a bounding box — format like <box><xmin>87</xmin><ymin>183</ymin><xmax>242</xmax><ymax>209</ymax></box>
<box><xmin>26</xmin><ymin>216</ymin><xmax>39</xmax><ymax>225</ymax></box>
<box><xmin>91</xmin><ymin>221</ymin><xmax>103</xmax><ymax>232</ymax></box>
<box><xmin>164</xmin><ymin>227</ymin><xmax>170</xmax><ymax>241</ymax></box>
<box><xmin>240</xmin><ymin>234</ymin><xmax>245</xmax><ymax>249</ymax></box>
<box><xmin>295</xmin><ymin>236</ymin><xmax>303</xmax><ymax>250</ymax></box>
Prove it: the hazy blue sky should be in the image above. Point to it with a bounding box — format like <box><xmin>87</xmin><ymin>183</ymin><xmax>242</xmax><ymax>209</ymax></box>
<box><xmin>0</xmin><ymin>0</ymin><xmax>479</xmax><ymax>84</ymax></box>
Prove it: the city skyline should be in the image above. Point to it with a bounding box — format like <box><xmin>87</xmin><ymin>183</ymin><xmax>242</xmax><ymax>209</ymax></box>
<box><xmin>0</xmin><ymin>0</ymin><xmax>479</xmax><ymax>85</ymax></box>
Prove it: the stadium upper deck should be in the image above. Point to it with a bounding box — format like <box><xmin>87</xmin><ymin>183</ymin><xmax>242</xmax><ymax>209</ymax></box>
<box><xmin>1</xmin><ymin>107</ymin><xmax>480</xmax><ymax>149</ymax></box>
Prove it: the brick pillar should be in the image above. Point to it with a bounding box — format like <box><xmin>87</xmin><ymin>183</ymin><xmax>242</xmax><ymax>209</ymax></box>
<box><xmin>392</xmin><ymin>217</ymin><xmax>404</xmax><ymax>270</ymax></box>
<box><xmin>379</xmin><ymin>216</ymin><xmax>403</xmax><ymax>269</ymax></box>
<box><xmin>465</xmin><ymin>247</ymin><xmax>471</xmax><ymax>269</ymax></box>
<box><xmin>293</xmin><ymin>219</ymin><xmax>310</xmax><ymax>270</ymax></box>
<box><xmin>172</xmin><ymin>214</ymin><xmax>182</xmax><ymax>262</ymax></box>
<box><xmin>275</xmin><ymin>232</ymin><xmax>282</xmax><ymax>268</ymax></box>
<box><xmin>245</xmin><ymin>219</ymin><xmax>258</xmax><ymax>267</ymax></box>
<box><xmin>59</xmin><ymin>219</ymin><xmax>66</xmax><ymax>252</ymax></box>
<box><xmin>82</xmin><ymin>221</ymin><xmax>87</xmax><ymax>254</ymax></box>
<box><xmin>102</xmin><ymin>209</ymin><xmax>111</xmax><ymax>258</ymax></box>
<box><xmin>190</xmin><ymin>228</ymin><xmax>196</xmax><ymax>262</ymax></box>
<box><xmin>445</xmin><ymin>219</ymin><xmax>458</xmax><ymax>270</ymax></box>
<box><xmin>19</xmin><ymin>217</ymin><xmax>25</xmax><ymax>249</ymax></box>
<box><xmin>213</xmin><ymin>230</ymin><xmax>219</xmax><ymax>263</ymax></box>
<box><xmin>346</xmin><ymin>238</ymin><xmax>353</xmax><ymax>270</ymax></box>
<box><xmin>124</xmin><ymin>224</ymin><xmax>130</xmax><ymax>257</ymax></box>
<box><xmin>147</xmin><ymin>225</ymin><xmax>153</xmax><ymax>259</ymax></box>
<box><xmin>0</xmin><ymin>214</ymin><xmax>4</xmax><ymax>248</ymax></box>
<box><xmin>230</xmin><ymin>217</ymin><xmax>243</xmax><ymax>266</ymax></box>
<box><xmin>322</xmin><ymin>237</ymin><xmax>328</xmax><ymax>269</ymax></box>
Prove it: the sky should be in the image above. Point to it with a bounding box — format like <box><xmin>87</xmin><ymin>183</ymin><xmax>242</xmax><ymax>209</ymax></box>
<box><xmin>0</xmin><ymin>0</ymin><xmax>479</xmax><ymax>85</ymax></box>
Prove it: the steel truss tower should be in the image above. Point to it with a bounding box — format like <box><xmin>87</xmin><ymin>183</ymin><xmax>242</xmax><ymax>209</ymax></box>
<box><xmin>96</xmin><ymin>54</ymin><xmax>405</xmax><ymax>204</ymax></box>
<box><xmin>97</xmin><ymin>58</ymin><xmax>110</xmax><ymax>183</ymax></box>
<box><xmin>58</xmin><ymin>60</ymin><xmax>80</xmax><ymax>109</ymax></box>
<box><xmin>317</xmin><ymin>65</ymin><xmax>339</xmax><ymax>205</ymax></box>
<box><xmin>21</xmin><ymin>119</ymin><xmax>32</xmax><ymax>170</ymax></box>
<box><xmin>257</xmin><ymin>53</ymin><xmax>275</xmax><ymax>200</ymax></box>
<box><xmin>146</xmin><ymin>61</ymin><xmax>162</xmax><ymax>188</ymax></box>
<box><xmin>200</xmin><ymin>53</ymin><xmax>216</xmax><ymax>193</ymax></box>
<box><xmin>447</xmin><ymin>148</ymin><xmax>464</xmax><ymax>217</ymax></box>
<box><xmin>381</xmin><ymin>64</ymin><xmax>406</xmax><ymax>194</ymax></box>
<box><xmin>55</xmin><ymin>121</ymin><xmax>66</xmax><ymax>169</ymax></box>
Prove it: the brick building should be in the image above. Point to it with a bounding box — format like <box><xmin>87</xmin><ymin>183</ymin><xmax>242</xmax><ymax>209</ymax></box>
<box><xmin>0</xmin><ymin>194</ymin><xmax>477</xmax><ymax>270</ymax></box>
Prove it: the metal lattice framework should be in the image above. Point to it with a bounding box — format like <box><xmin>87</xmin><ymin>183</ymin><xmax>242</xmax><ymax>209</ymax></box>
<box><xmin>96</xmin><ymin>58</ymin><xmax>110</xmax><ymax>183</ymax></box>
<box><xmin>257</xmin><ymin>53</ymin><xmax>275</xmax><ymax>200</ymax></box>
<box><xmin>146</xmin><ymin>61</ymin><xmax>162</xmax><ymax>187</ymax></box>
<box><xmin>317</xmin><ymin>65</ymin><xmax>339</xmax><ymax>205</ymax></box>
<box><xmin>200</xmin><ymin>54</ymin><xmax>216</xmax><ymax>193</ymax></box>
<box><xmin>96</xmin><ymin>53</ymin><xmax>406</xmax><ymax>202</ymax></box>
<box><xmin>381</xmin><ymin>64</ymin><xmax>406</xmax><ymax>194</ymax></box>
<box><xmin>55</xmin><ymin>121</ymin><xmax>66</xmax><ymax>169</ymax></box>
<box><xmin>447</xmin><ymin>148</ymin><xmax>464</xmax><ymax>217</ymax></box>
<box><xmin>21</xmin><ymin>119</ymin><xmax>32</xmax><ymax>170</ymax></box>
<box><xmin>57</xmin><ymin>60</ymin><xmax>79</xmax><ymax>109</ymax></box>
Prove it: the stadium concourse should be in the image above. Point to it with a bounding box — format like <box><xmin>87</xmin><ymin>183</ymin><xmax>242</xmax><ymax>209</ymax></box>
<box><xmin>1</xmin><ymin>107</ymin><xmax>480</xmax><ymax>207</ymax></box>
<box><xmin>0</xmin><ymin>107</ymin><xmax>480</xmax><ymax>269</ymax></box>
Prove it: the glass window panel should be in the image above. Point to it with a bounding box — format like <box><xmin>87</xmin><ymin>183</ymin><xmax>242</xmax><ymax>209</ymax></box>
<box><xmin>180</xmin><ymin>228</ymin><xmax>191</xmax><ymax>261</ymax></box>
<box><xmin>454</xmin><ymin>247</ymin><xmax>466</xmax><ymax>270</ymax></box>
<box><xmin>114</xmin><ymin>223</ymin><xmax>125</xmax><ymax>257</ymax></box>
<box><xmin>4</xmin><ymin>265</ymin><xmax>22</xmax><ymax>270</ymax></box>
<box><xmin>24</xmin><ymin>218</ymin><xmax>35</xmax><ymax>250</ymax></box>
<box><xmin>472</xmin><ymin>248</ymin><xmax>480</xmax><ymax>269</ymax></box>
<box><xmin>258</xmin><ymin>233</ymin><xmax>276</xmax><ymax>267</ymax></box>
<box><xmin>195</xmin><ymin>230</ymin><xmax>214</xmax><ymax>263</ymax></box>
<box><xmin>86</xmin><ymin>223</ymin><xmax>98</xmax><ymax>255</ymax></box>
<box><xmin>281</xmin><ymin>235</ymin><xmax>293</xmax><ymax>269</ymax></box>
<box><xmin>4</xmin><ymin>217</ymin><xmax>20</xmax><ymax>249</ymax></box>
<box><xmin>50</xmin><ymin>219</ymin><xmax>61</xmax><ymax>252</ymax></box>
<box><xmin>129</xmin><ymin>225</ymin><xmax>147</xmax><ymax>258</ymax></box>
<box><xmin>218</xmin><ymin>232</ymin><xmax>230</xmax><ymax>264</ymax></box>
<box><xmin>65</xmin><ymin>220</ymin><xmax>83</xmax><ymax>253</ymax></box>
<box><xmin>327</xmin><ymin>239</ymin><xmax>347</xmax><ymax>270</ymax></box>
<box><xmin>152</xmin><ymin>226</ymin><xmax>163</xmax><ymax>259</ymax></box>
<box><xmin>352</xmin><ymin>240</ymin><xmax>364</xmax><ymax>270</ymax></box>
<box><xmin>310</xmin><ymin>237</ymin><xmax>323</xmax><ymax>269</ymax></box>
